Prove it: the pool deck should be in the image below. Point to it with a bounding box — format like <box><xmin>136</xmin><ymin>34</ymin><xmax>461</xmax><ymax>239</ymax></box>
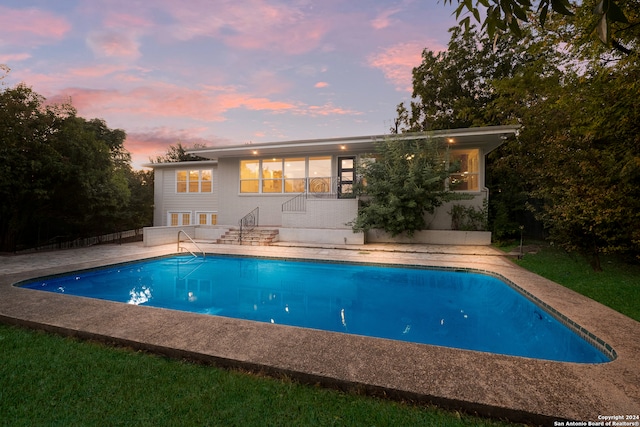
<box><xmin>1</xmin><ymin>242</ymin><xmax>639</xmax><ymax>425</ymax></box>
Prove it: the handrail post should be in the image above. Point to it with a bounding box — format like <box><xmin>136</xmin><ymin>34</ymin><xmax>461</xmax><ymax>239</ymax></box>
<box><xmin>177</xmin><ymin>229</ymin><xmax>205</xmax><ymax>258</ymax></box>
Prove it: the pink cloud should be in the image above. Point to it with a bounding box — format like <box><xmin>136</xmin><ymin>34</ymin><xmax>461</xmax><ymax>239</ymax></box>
<box><xmin>302</xmin><ymin>103</ymin><xmax>362</xmax><ymax>117</ymax></box>
<box><xmin>371</xmin><ymin>7</ymin><xmax>402</xmax><ymax>30</ymax></box>
<box><xmin>103</xmin><ymin>12</ymin><xmax>153</xmax><ymax>30</ymax></box>
<box><xmin>368</xmin><ymin>41</ymin><xmax>444</xmax><ymax>92</ymax></box>
<box><xmin>68</xmin><ymin>64</ymin><xmax>131</xmax><ymax>78</ymax></box>
<box><xmin>47</xmin><ymin>82</ymin><xmax>298</xmax><ymax>125</ymax></box>
<box><xmin>86</xmin><ymin>31</ymin><xmax>141</xmax><ymax>60</ymax></box>
<box><xmin>314</xmin><ymin>82</ymin><xmax>329</xmax><ymax>88</ymax></box>
<box><xmin>0</xmin><ymin>6</ymin><xmax>70</xmax><ymax>46</ymax></box>
<box><xmin>0</xmin><ymin>53</ymin><xmax>31</xmax><ymax>63</ymax></box>
<box><xmin>125</xmin><ymin>127</ymin><xmax>230</xmax><ymax>168</ymax></box>
<box><xmin>164</xmin><ymin>0</ymin><xmax>328</xmax><ymax>54</ymax></box>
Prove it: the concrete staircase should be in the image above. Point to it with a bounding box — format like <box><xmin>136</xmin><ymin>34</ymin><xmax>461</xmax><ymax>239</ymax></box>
<box><xmin>216</xmin><ymin>228</ymin><xmax>279</xmax><ymax>246</ymax></box>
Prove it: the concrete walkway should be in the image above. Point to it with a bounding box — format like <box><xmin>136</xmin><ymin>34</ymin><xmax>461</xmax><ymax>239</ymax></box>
<box><xmin>1</xmin><ymin>242</ymin><xmax>639</xmax><ymax>425</ymax></box>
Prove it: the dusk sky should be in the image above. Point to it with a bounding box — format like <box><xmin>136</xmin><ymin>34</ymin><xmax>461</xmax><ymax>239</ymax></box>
<box><xmin>1</xmin><ymin>1</ymin><xmax>459</xmax><ymax>169</ymax></box>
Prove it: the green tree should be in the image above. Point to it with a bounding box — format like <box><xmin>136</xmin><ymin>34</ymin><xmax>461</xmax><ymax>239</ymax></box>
<box><xmin>394</xmin><ymin>25</ymin><xmax>560</xmax><ymax>133</ymax></box>
<box><xmin>516</xmin><ymin>62</ymin><xmax>640</xmax><ymax>269</ymax></box>
<box><xmin>351</xmin><ymin>136</ymin><xmax>458</xmax><ymax>236</ymax></box>
<box><xmin>443</xmin><ymin>0</ymin><xmax>639</xmax><ymax>56</ymax></box>
<box><xmin>44</xmin><ymin>116</ymin><xmax>131</xmax><ymax>237</ymax></box>
<box><xmin>395</xmin><ymin>25</ymin><xmax>563</xmax><ymax>241</ymax></box>
<box><xmin>151</xmin><ymin>142</ymin><xmax>207</xmax><ymax>163</ymax></box>
<box><xmin>0</xmin><ymin>84</ymin><xmax>61</xmax><ymax>250</ymax></box>
<box><xmin>0</xmin><ymin>84</ymin><xmax>141</xmax><ymax>251</ymax></box>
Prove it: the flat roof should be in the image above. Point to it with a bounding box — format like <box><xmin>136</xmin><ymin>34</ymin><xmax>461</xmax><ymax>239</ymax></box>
<box><xmin>184</xmin><ymin>125</ymin><xmax>520</xmax><ymax>160</ymax></box>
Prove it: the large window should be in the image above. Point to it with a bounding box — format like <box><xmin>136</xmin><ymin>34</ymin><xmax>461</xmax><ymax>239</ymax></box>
<box><xmin>449</xmin><ymin>149</ymin><xmax>479</xmax><ymax>191</ymax></box>
<box><xmin>176</xmin><ymin>170</ymin><xmax>213</xmax><ymax>193</ymax></box>
<box><xmin>240</xmin><ymin>156</ymin><xmax>332</xmax><ymax>194</ymax></box>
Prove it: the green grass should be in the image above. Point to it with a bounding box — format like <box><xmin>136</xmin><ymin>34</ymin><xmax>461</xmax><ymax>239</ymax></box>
<box><xmin>513</xmin><ymin>245</ymin><xmax>640</xmax><ymax>322</ymax></box>
<box><xmin>0</xmin><ymin>324</ymin><xmax>512</xmax><ymax>427</ymax></box>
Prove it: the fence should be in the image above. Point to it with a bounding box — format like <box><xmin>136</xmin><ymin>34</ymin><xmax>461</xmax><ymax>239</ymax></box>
<box><xmin>17</xmin><ymin>229</ymin><xmax>143</xmax><ymax>254</ymax></box>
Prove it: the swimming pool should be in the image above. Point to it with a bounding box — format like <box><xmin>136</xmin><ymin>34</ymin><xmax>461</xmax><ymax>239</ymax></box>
<box><xmin>19</xmin><ymin>254</ymin><xmax>612</xmax><ymax>363</ymax></box>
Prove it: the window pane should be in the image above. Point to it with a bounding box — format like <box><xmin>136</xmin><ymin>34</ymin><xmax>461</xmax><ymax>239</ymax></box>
<box><xmin>262</xmin><ymin>158</ymin><xmax>282</xmax><ymax>180</ymax></box>
<box><xmin>189</xmin><ymin>171</ymin><xmax>199</xmax><ymax>192</ymax></box>
<box><xmin>341</xmin><ymin>172</ymin><xmax>354</xmax><ymax>181</ymax></box>
<box><xmin>177</xmin><ymin>171</ymin><xmax>187</xmax><ymax>193</ymax></box>
<box><xmin>240</xmin><ymin>160</ymin><xmax>259</xmax><ymax>179</ymax></box>
<box><xmin>262</xmin><ymin>179</ymin><xmax>282</xmax><ymax>193</ymax></box>
<box><xmin>309</xmin><ymin>177</ymin><xmax>330</xmax><ymax>193</ymax></box>
<box><xmin>240</xmin><ymin>180</ymin><xmax>259</xmax><ymax>193</ymax></box>
<box><xmin>182</xmin><ymin>213</ymin><xmax>190</xmax><ymax>225</ymax></box>
<box><xmin>210</xmin><ymin>214</ymin><xmax>217</xmax><ymax>225</ymax></box>
<box><xmin>309</xmin><ymin>157</ymin><xmax>331</xmax><ymax>177</ymax></box>
<box><xmin>284</xmin><ymin>158</ymin><xmax>305</xmax><ymax>178</ymax></box>
<box><xmin>199</xmin><ymin>213</ymin><xmax>207</xmax><ymax>225</ymax></box>
<box><xmin>201</xmin><ymin>170</ymin><xmax>212</xmax><ymax>192</ymax></box>
<box><xmin>450</xmin><ymin>150</ymin><xmax>479</xmax><ymax>191</ymax></box>
<box><xmin>285</xmin><ymin>178</ymin><xmax>305</xmax><ymax>193</ymax></box>
<box><xmin>171</xmin><ymin>213</ymin><xmax>179</xmax><ymax>226</ymax></box>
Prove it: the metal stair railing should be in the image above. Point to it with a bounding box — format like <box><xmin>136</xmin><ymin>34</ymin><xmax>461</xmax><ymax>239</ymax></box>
<box><xmin>177</xmin><ymin>229</ymin><xmax>205</xmax><ymax>258</ymax></box>
<box><xmin>282</xmin><ymin>192</ymin><xmax>306</xmax><ymax>212</ymax></box>
<box><xmin>238</xmin><ymin>207</ymin><xmax>259</xmax><ymax>243</ymax></box>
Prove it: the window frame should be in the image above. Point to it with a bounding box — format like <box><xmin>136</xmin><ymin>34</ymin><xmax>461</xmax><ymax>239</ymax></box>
<box><xmin>195</xmin><ymin>211</ymin><xmax>218</xmax><ymax>226</ymax></box>
<box><xmin>176</xmin><ymin>169</ymin><xmax>214</xmax><ymax>194</ymax></box>
<box><xmin>448</xmin><ymin>149</ymin><xmax>480</xmax><ymax>192</ymax></box>
<box><xmin>239</xmin><ymin>156</ymin><xmax>332</xmax><ymax>195</ymax></box>
<box><xmin>168</xmin><ymin>211</ymin><xmax>192</xmax><ymax>226</ymax></box>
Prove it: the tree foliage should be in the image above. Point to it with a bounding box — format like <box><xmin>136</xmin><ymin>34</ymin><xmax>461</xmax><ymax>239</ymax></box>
<box><xmin>516</xmin><ymin>62</ymin><xmax>640</xmax><ymax>269</ymax></box>
<box><xmin>400</xmin><ymin>20</ymin><xmax>639</xmax><ymax>268</ymax></box>
<box><xmin>443</xmin><ymin>0</ymin><xmax>639</xmax><ymax>57</ymax></box>
<box><xmin>394</xmin><ymin>25</ymin><xmax>561</xmax><ymax>133</ymax></box>
<box><xmin>350</xmin><ymin>136</ymin><xmax>458</xmax><ymax>236</ymax></box>
<box><xmin>151</xmin><ymin>142</ymin><xmax>208</xmax><ymax>163</ymax></box>
<box><xmin>0</xmin><ymin>84</ymin><xmax>152</xmax><ymax>251</ymax></box>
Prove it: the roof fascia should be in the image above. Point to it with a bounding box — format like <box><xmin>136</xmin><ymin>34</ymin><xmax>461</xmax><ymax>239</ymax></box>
<box><xmin>186</xmin><ymin>125</ymin><xmax>520</xmax><ymax>159</ymax></box>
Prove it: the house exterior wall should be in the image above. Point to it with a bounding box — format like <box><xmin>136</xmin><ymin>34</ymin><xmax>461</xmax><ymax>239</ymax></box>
<box><xmin>150</xmin><ymin>142</ymin><xmax>492</xmax><ymax>233</ymax></box>
<box><xmin>152</xmin><ymin>165</ymin><xmax>219</xmax><ymax>227</ymax></box>
<box><xmin>216</xmin><ymin>157</ymin><xmax>295</xmax><ymax>226</ymax></box>
<box><xmin>282</xmin><ymin>199</ymin><xmax>358</xmax><ymax>229</ymax></box>
<box><xmin>427</xmin><ymin>191</ymin><xmax>488</xmax><ymax>230</ymax></box>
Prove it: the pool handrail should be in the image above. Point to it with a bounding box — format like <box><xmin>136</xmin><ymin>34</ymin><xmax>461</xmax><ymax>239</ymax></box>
<box><xmin>177</xmin><ymin>229</ymin><xmax>205</xmax><ymax>258</ymax></box>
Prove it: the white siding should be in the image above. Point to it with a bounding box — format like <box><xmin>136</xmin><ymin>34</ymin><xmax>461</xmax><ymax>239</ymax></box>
<box><xmin>152</xmin><ymin>165</ymin><xmax>219</xmax><ymax>226</ymax></box>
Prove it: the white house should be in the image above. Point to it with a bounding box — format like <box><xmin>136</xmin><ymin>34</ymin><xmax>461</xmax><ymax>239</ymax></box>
<box><xmin>143</xmin><ymin>125</ymin><xmax>519</xmax><ymax>247</ymax></box>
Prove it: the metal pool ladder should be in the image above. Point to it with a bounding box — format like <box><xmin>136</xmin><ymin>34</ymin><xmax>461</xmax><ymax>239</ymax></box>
<box><xmin>177</xmin><ymin>229</ymin><xmax>205</xmax><ymax>258</ymax></box>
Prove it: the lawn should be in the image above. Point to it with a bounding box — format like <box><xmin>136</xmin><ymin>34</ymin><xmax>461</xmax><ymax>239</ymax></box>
<box><xmin>0</xmin><ymin>324</ymin><xmax>512</xmax><ymax>427</ymax></box>
<box><xmin>513</xmin><ymin>245</ymin><xmax>640</xmax><ymax>322</ymax></box>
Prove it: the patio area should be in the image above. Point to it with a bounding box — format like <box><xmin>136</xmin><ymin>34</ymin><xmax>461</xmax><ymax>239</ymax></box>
<box><xmin>1</xmin><ymin>242</ymin><xmax>638</xmax><ymax>425</ymax></box>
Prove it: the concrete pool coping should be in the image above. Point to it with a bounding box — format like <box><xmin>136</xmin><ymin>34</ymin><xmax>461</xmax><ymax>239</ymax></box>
<box><xmin>1</xmin><ymin>242</ymin><xmax>638</xmax><ymax>424</ymax></box>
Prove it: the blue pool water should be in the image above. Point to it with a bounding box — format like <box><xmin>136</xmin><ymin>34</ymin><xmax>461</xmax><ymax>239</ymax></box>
<box><xmin>20</xmin><ymin>255</ymin><xmax>611</xmax><ymax>363</ymax></box>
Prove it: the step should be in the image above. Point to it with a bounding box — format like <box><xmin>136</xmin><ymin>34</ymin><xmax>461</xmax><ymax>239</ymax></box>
<box><xmin>216</xmin><ymin>228</ymin><xmax>279</xmax><ymax>246</ymax></box>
